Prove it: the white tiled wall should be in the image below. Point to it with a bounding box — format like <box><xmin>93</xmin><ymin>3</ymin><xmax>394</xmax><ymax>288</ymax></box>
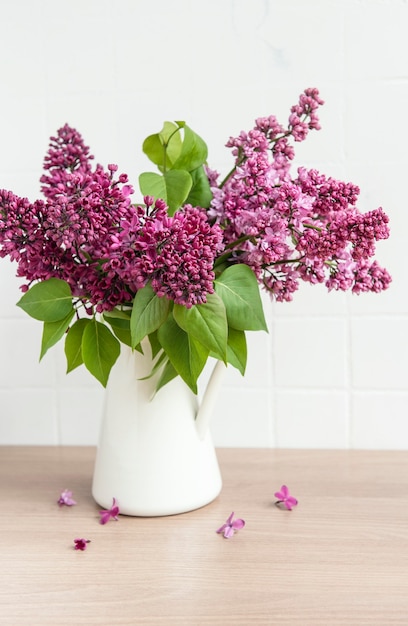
<box><xmin>1</xmin><ymin>0</ymin><xmax>407</xmax><ymax>448</ymax></box>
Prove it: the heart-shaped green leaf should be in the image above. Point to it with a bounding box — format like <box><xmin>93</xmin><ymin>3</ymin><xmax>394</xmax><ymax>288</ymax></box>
<box><xmin>173</xmin><ymin>292</ymin><xmax>227</xmax><ymax>362</ymax></box>
<box><xmin>130</xmin><ymin>283</ymin><xmax>170</xmax><ymax>349</ymax></box>
<box><xmin>103</xmin><ymin>311</ymin><xmax>132</xmax><ymax>346</ymax></box>
<box><xmin>40</xmin><ymin>310</ymin><xmax>75</xmax><ymax>360</ymax></box>
<box><xmin>226</xmin><ymin>327</ymin><xmax>247</xmax><ymax>375</ymax></box>
<box><xmin>148</xmin><ymin>330</ymin><xmax>162</xmax><ymax>359</ymax></box>
<box><xmin>64</xmin><ymin>318</ymin><xmax>91</xmax><ymax>373</ymax></box>
<box><xmin>157</xmin><ymin>313</ymin><xmax>208</xmax><ymax>393</ymax></box>
<box><xmin>215</xmin><ymin>264</ymin><xmax>268</xmax><ymax>331</ymax></box>
<box><xmin>17</xmin><ymin>278</ymin><xmax>73</xmax><ymax>322</ymax></box>
<box><xmin>185</xmin><ymin>165</ymin><xmax>213</xmax><ymax>209</ymax></box>
<box><xmin>81</xmin><ymin>319</ymin><xmax>120</xmax><ymax>387</ymax></box>
<box><xmin>155</xmin><ymin>359</ymin><xmax>178</xmax><ymax>394</ymax></box>
<box><xmin>139</xmin><ymin>169</ymin><xmax>192</xmax><ymax>215</ymax></box>
<box><xmin>171</xmin><ymin>124</ymin><xmax>208</xmax><ymax>172</ymax></box>
<box><xmin>142</xmin><ymin>121</ymin><xmax>182</xmax><ymax>170</ymax></box>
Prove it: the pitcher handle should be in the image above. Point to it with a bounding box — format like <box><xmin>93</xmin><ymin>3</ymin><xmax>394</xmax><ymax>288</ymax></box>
<box><xmin>195</xmin><ymin>360</ymin><xmax>226</xmax><ymax>440</ymax></box>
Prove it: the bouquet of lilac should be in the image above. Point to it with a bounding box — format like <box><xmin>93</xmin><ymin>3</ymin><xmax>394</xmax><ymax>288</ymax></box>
<box><xmin>0</xmin><ymin>88</ymin><xmax>391</xmax><ymax>392</ymax></box>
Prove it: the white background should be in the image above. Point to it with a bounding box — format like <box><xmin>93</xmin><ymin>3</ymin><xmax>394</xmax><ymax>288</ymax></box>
<box><xmin>0</xmin><ymin>0</ymin><xmax>407</xmax><ymax>448</ymax></box>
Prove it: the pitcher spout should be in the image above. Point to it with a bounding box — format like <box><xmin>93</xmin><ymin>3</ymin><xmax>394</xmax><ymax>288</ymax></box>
<box><xmin>195</xmin><ymin>360</ymin><xmax>226</xmax><ymax>440</ymax></box>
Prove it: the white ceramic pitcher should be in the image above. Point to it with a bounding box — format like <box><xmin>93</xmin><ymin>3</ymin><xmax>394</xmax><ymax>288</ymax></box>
<box><xmin>92</xmin><ymin>343</ymin><xmax>225</xmax><ymax>517</ymax></box>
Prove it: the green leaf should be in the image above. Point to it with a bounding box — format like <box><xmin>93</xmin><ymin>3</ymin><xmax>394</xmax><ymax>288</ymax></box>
<box><xmin>164</xmin><ymin>170</ymin><xmax>193</xmax><ymax>215</ymax></box>
<box><xmin>156</xmin><ymin>360</ymin><xmax>178</xmax><ymax>391</ymax></box>
<box><xmin>185</xmin><ymin>165</ymin><xmax>213</xmax><ymax>209</ymax></box>
<box><xmin>82</xmin><ymin>319</ymin><xmax>120</xmax><ymax>387</ymax></box>
<box><xmin>139</xmin><ymin>169</ymin><xmax>192</xmax><ymax>215</ymax></box>
<box><xmin>108</xmin><ymin>326</ymin><xmax>132</xmax><ymax>347</ymax></box>
<box><xmin>138</xmin><ymin>350</ymin><xmax>167</xmax><ymax>381</ymax></box>
<box><xmin>215</xmin><ymin>264</ymin><xmax>268</xmax><ymax>331</ymax></box>
<box><xmin>16</xmin><ymin>278</ymin><xmax>73</xmax><ymax>322</ymax></box>
<box><xmin>103</xmin><ymin>308</ymin><xmax>132</xmax><ymax>320</ymax></box>
<box><xmin>157</xmin><ymin>313</ymin><xmax>208</xmax><ymax>393</ymax></box>
<box><xmin>103</xmin><ymin>311</ymin><xmax>132</xmax><ymax>347</ymax></box>
<box><xmin>64</xmin><ymin>318</ymin><xmax>90</xmax><ymax>373</ymax></box>
<box><xmin>173</xmin><ymin>293</ymin><xmax>227</xmax><ymax>362</ymax></box>
<box><xmin>226</xmin><ymin>327</ymin><xmax>247</xmax><ymax>375</ymax></box>
<box><xmin>40</xmin><ymin>310</ymin><xmax>75</xmax><ymax>360</ymax></box>
<box><xmin>138</xmin><ymin>172</ymin><xmax>163</xmax><ymax>198</ymax></box>
<box><xmin>142</xmin><ymin>122</ymin><xmax>182</xmax><ymax>170</ymax></box>
<box><xmin>130</xmin><ymin>283</ymin><xmax>170</xmax><ymax>349</ymax></box>
<box><xmin>172</xmin><ymin>124</ymin><xmax>208</xmax><ymax>172</ymax></box>
<box><xmin>148</xmin><ymin>331</ymin><xmax>162</xmax><ymax>359</ymax></box>
<box><xmin>155</xmin><ymin>359</ymin><xmax>178</xmax><ymax>393</ymax></box>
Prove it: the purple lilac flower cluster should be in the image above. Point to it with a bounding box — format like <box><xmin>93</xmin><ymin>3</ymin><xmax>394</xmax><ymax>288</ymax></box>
<box><xmin>208</xmin><ymin>88</ymin><xmax>391</xmax><ymax>301</ymax></box>
<box><xmin>0</xmin><ymin>126</ymin><xmax>224</xmax><ymax>311</ymax></box>
<box><xmin>108</xmin><ymin>197</ymin><xmax>224</xmax><ymax>308</ymax></box>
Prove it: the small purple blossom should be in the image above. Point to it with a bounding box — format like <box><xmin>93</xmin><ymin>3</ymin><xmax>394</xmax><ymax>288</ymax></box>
<box><xmin>274</xmin><ymin>485</ymin><xmax>298</xmax><ymax>511</ymax></box>
<box><xmin>57</xmin><ymin>489</ymin><xmax>77</xmax><ymax>506</ymax></box>
<box><xmin>74</xmin><ymin>538</ymin><xmax>91</xmax><ymax>551</ymax></box>
<box><xmin>99</xmin><ymin>497</ymin><xmax>120</xmax><ymax>524</ymax></box>
<box><xmin>216</xmin><ymin>512</ymin><xmax>245</xmax><ymax>538</ymax></box>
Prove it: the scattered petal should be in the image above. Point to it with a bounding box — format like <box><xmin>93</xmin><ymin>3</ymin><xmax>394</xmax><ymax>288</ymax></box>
<box><xmin>99</xmin><ymin>497</ymin><xmax>120</xmax><ymax>524</ymax></box>
<box><xmin>274</xmin><ymin>485</ymin><xmax>298</xmax><ymax>510</ymax></box>
<box><xmin>216</xmin><ymin>512</ymin><xmax>246</xmax><ymax>538</ymax></box>
<box><xmin>58</xmin><ymin>489</ymin><xmax>77</xmax><ymax>506</ymax></box>
<box><xmin>74</xmin><ymin>538</ymin><xmax>90</xmax><ymax>551</ymax></box>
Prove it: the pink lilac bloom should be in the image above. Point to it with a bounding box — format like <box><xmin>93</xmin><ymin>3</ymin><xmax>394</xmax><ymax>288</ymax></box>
<box><xmin>207</xmin><ymin>87</ymin><xmax>390</xmax><ymax>301</ymax></box>
<box><xmin>57</xmin><ymin>489</ymin><xmax>77</xmax><ymax>506</ymax></box>
<box><xmin>274</xmin><ymin>485</ymin><xmax>298</xmax><ymax>511</ymax></box>
<box><xmin>351</xmin><ymin>259</ymin><xmax>392</xmax><ymax>294</ymax></box>
<box><xmin>74</xmin><ymin>538</ymin><xmax>91</xmax><ymax>551</ymax></box>
<box><xmin>216</xmin><ymin>512</ymin><xmax>246</xmax><ymax>538</ymax></box>
<box><xmin>99</xmin><ymin>497</ymin><xmax>120</xmax><ymax>524</ymax></box>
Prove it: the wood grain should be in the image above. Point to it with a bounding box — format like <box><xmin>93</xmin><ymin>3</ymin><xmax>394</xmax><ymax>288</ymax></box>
<box><xmin>0</xmin><ymin>447</ymin><xmax>407</xmax><ymax>625</ymax></box>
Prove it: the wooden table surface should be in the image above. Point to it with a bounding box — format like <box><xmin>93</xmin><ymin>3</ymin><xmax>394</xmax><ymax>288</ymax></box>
<box><xmin>0</xmin><ymin>447</ymin><xmax>407</xmax><ymax>625</ymax></box>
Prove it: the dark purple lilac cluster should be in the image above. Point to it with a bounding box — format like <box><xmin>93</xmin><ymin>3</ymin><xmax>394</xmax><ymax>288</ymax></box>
<box><xmin>107</xmin><ymin>197</ymin><xmax>224</xmax><ymax>308</ymax></box>
<box><xmin>0</xmin><ymin>126</ymin><xmax>224</xmax><ymax>312</ymax></box>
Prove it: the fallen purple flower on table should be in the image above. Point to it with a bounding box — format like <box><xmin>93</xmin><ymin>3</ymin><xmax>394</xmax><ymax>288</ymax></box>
<box><xmin>74</xmin><ymin>538</ymin><xmax>90</xmax><ymax>551</ymax></box>
<box><xmin>57</xmin><ymin>489</ymin><xmax>77</xmax><ymax>506</ymax></box>
<box><xmin>99</xmin><ymin>497</ymin><xmax>120</xmax><ymax>524</ymax></box>
<box><xmin>216</xmin><ymin>512</ymin><xmax>245</xmax><ymax>538</ymax></box>
<box><xmin>274</xmin><ymin>485</ymin><xmax>298</xmax><ymax>510</ymax></box>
